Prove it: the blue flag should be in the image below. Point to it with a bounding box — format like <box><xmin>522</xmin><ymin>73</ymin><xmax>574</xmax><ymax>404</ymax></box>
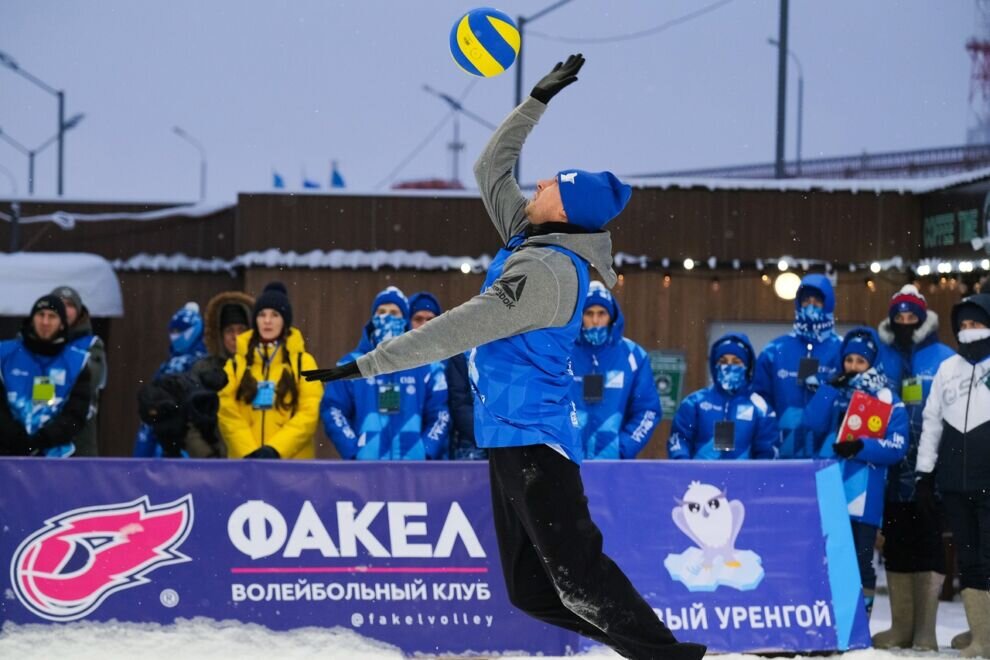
<box><xmin>331</xmin><ymin>161</ymin><xmax>345</xmax><ymax>189</ymax></box>
<box><xmin>302</xmin><ymin>177</ymin><xmax>320</xmax><ymax>190</ymax></box>
<box><xmin>273</xmin><ymin>171</ymin><xmax>285</xmax><ymax>189</ymax></box>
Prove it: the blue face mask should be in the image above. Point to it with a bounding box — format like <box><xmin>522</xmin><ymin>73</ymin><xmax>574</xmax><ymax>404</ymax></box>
<box><xmin>715</xmin><ymin>363</ymin><xmax>747</xmax><ymax>395</ymax></box>
<box><xmin>372</xmin><ymin>314</ymin><xmax>405</xmax><ymax>345</ymax></box>
<box><xmin>794</xmin><ymin>304</ymin><xmax>835</xmax><ymax>342</ymax></box>
<box><xmin>581</xmin><ymin>326</ymin><xmax>609</xmax><ymax>346</ymax></box>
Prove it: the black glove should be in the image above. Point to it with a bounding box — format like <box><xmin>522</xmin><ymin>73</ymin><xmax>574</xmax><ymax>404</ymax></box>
<box><xmin>245</xmin><ymin>445</ymin><xmax>281</xmax><ymax>459</ymax></box>
<box><xmin>915</xmin><ymin>472</ymin><xmax>937</xmax><ymax>522</ymax></box>
<box><xmin>530</xmin><ymin>53</ymin><xmax>585</xmax><ymax>105</ymax></box>
<box><xmin>832</xmin><ymin>439</ymin><xmax>864</xmax><ymax>459</ymax></box>
<box><xmin>302</xmin><ymin>361</ymin><xmax>361</xmax><ymax>382</ymax></box>
<box><xmin>197</xmin><ymin>365</ymin><xmax>228</xmax><ymax>392</ymax></box>
<box><xmin>830</xmin><ymin>372</ymin><xmax>854</xmax><ymax>388</ymax></box>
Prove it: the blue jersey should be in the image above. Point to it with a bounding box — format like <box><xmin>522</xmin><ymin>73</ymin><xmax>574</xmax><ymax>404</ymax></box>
<box><xmin>571</xmin><ymin>292</ymin><xmax>660</xmax><ymax>459</ymax></box>
<box><xmin>0</xmin><ymin>335</ymin><xmax>93</xmax><ymax>454</ymax></box>
<box><xmin>668</xmin><ymin>333</ymin><xmax>778</xmax><ymax>460</ymax></box>
<box><xmin>322</xmin><ymin>340</ymin><xmax>449</xmax><ymax>461</ymax></box>
<box><xmin>875</xmin><ymin>319</ymin><xmax>954</xmax><ymax>501</ymax></box>
<box><xmin>803</xmin><ymin>328</ymin><xmax>909</xmax><ymax>527</ymax></box>
<box><xmin>470</xmin><ymin>237</ymin><xmax>590</xmax><ymax>463</ymax></box>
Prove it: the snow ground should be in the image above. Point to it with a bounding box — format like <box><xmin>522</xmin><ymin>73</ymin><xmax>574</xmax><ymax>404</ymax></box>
<box><xmin>0</xmin><ymin>570</ymin><xmax>971</xmax><ymax>659</ymax></box>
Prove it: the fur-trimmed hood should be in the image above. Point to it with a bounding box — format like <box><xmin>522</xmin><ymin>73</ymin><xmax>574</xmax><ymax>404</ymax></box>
<box><xmin>204</xmin><ymin>291</ymin><xmax>255</xmax><ymax>358</ymax></box>
<box><xmin>877</xmin><ymin>310</ymin><xmax>940</xmax><ymax>347</ymax></box>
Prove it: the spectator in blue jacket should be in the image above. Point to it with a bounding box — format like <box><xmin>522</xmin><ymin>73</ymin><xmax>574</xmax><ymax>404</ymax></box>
<box><xmin>873</xmin><ymin>285</ymin><xmax>954</xmax><ymax>651</ymax></box>
<box><xmin>803</xmin><ymin>326</ymin><xmax>909</xmax><ymax>617</ymax></box>
<box><xmin>668</xmin><ymin>333</ymin><xmax>778</xmax><ymax>460</ymax></box>
<box><xmin>133</xmin><ymin>302</ymin><xmax>209</xmax><ymax>457</ymax></box>
<box><xmin>571</xmin><ymin>281</ymin><xmax>660</xmax><ymax>459</ymax></box>
<box><xmin>408</xmin><ymin>291</ymin><xmax>485</xmax><ymax>460</ymax></box>
<box><xmin>321</xmin><ymin>287</ymin><xmax>449</xmax><ymax>459</ymax></box>
<box><xmin>753</xmin><ymin>273</ymin><xmax>842</xmax><ymax>458</ymax></box>
<box><xmin>0</xmin><ymin>295</ymin><xmax>92</xmax><ymax>457</ymax></box>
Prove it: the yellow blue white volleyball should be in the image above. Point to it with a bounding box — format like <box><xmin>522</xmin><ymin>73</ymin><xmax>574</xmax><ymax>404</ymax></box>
<box><xmin>450</xmin><ymin>7</ymin><xmax>520</xmax><ymax>77</ymax></box>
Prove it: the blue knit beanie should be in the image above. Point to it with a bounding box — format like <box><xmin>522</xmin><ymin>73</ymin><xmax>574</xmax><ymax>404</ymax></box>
<box><xmin>583</xmin><ymin>280</ymin><xmax>616</xmax><ymax>319</ymax></box>
<box><xmin>556</xmin><ymin>169</ymin><xmax>632</xmax><ymax>230</ymax></box>
<box><xmin>712</xmin><ymin>337</ymin><xmax>751</xmax><ymax>367</ymax></box>
<box><xmin>842</xmin><ymin>331</ymin><xmax>878</xmax><ymax>366</ymax></box>
<box><xmin>408</xmin><ymin>291</ymin><xmax>442</xmax><ymax>317</ymax></box>
<box><xmin>371</xmin><ymin>286</ymin><xmax>409</xmax><ymax>320</ymax></box>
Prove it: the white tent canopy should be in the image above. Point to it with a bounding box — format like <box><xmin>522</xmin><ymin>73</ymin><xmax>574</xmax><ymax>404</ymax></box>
<box><xmin>0</xmin><ymin>252</ymin><xmax>123</xmax><ymax>318</ymax></box>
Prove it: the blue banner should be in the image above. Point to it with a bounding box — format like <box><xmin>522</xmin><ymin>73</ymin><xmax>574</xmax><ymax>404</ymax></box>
<box><xmin>0</xmin><ymin>459</ymin><xmax>869</xmax><ymax>655</ymax></box>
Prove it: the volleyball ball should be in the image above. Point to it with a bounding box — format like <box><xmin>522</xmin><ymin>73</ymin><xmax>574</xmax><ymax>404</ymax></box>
<box><xmin>450</xmin><ymin>8</ymin><xmax>520</xmax><ymax>78</ymax></box>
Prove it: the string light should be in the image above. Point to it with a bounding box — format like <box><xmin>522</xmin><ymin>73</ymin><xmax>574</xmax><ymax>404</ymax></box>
<box><xmin>663</xmin><ymin>272</ymin><xmax>672</xmax><ymax>288</ymax></box>
<box><xmin>683</xmin><ymin>258</ymin><xmax>695</xmax><ymax>271</ymax></box>
<box><xmin>710</xmin><ymin>277</ymin><xmax>720</xmax><ymax>292</ymax></box>
<box><xmin>869</xmin><ymin>262</ymin><xmax>881</xmax><ymax>274</ymax></box>
<box><xmin>917</xmin><ymin>264</ymin><xmax>932</xmax><ymax>276</ymax></box>
<box><xmin>777</xmin><ymin>259</ymin><xmax>789</xmax><ymax>272</ymax></box>
<box><xmin>865</xmin><ymin>278</ymin><xmax>876</xmax><ymax>292</ymax></box>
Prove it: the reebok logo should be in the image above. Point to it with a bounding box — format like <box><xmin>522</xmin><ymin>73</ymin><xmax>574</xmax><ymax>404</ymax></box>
<box><xmin>491</xmin><ymin>274</ymin><xmax>527</xmax><ymax>309</ymax></box>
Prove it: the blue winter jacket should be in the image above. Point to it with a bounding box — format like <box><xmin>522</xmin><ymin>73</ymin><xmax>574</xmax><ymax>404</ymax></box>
<box><xmin>322</xmin><ymin>325</ymin><xmax>450</xmax><ymax>460</ymax></box>
<box><xmin>668</xmin><ymin>333</ymin><xmax>779</xmax><ymax>460</ymax></box>
<box><xmin>803</xmin><ymin>328</ymin><xmax>909</xmax><ymax>527</ymax></box>
<box><xmin>571</xmin><ymin>288</ymin><xmax>661</xmax><ymax>459</ymax></box>
<box><xmin>753</xmin><ymin>273</ymin><xmax>843</xmax><ymax>458</ymax></box>
<box><xmin>0</xmin><ymin>333</ymin><xmax>94</xmax><ymax>456</ymax></box>
<box><xmin>875</xmin><ymin>315</ymin><xmax>955</xmax><ymax>502</ymax></box>
<box><xmin>470</xmin><ymin>236</ymin><xmax>590</xmax><ymax>463</ymax></box>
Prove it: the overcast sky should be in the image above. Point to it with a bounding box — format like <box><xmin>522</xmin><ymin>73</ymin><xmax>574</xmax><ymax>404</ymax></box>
<box><xmin>0</xmin><ymin>1</ymin><xmax>976</xmax><ymax>202</ymax></box>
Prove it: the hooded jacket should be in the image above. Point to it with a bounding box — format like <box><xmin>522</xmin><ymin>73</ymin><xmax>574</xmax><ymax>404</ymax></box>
<box><xmin>193</xmin><ymin>291</ymin><xmax>254</xmax><ymax>372</ymax></box>
<box><xmin>802</xmin><ymin>327</ymin><xmax>909</xmax><ymax>526</ymax></box>
<box><xmin>668</xmin><ymin>333</ymin><xmax>779</xmax><ymax>460</ymax></box>
<box><xmin>321</xmin><ymin>292</ymin><xmax>450</xmax><ymax>460</ymax></box>
<box><xmin>571</xmin><ymin>285</ymin><xmax>661</xmax><ymax>459</ymax></box>
<box><xmin>352</xmin><ymin>98</ymin><xmax>618</xmax><ymax>464</ymax></box>
<box><xmin>876</xmin><ymin>312</ymin><xmax>955</xmax><ymax>501</ymax></box>
<box><xmin>218</xmin><ymin>328</ymin><xmax>323</xmax><ymax>459</ymax></box>
<box><xmin>916</xmin><ymin>294</ymin><xmax>990</xmax><ymax>492</ymax></box>
<box><xmin>753</xmin><ymin>273</ymin><xmax>843</xmax><ymax>458</ymax></box>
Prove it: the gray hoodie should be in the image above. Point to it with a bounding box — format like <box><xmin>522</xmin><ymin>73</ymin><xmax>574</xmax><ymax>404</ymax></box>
<box><xmin>357</xmin><ymin>97</ymin><xmax>616</xmax><ymax>378</ymax></box>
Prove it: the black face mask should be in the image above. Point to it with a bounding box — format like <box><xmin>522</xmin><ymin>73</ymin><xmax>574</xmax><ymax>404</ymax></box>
<box><xmin>892</xmin><ymin>322</ymin><xmax>920</xmax><ymax>350</ymax></box>
<box><xmin>957</xmin><ymin>336</ymin><xmax>990</xmax><ymax>365</ymax></box>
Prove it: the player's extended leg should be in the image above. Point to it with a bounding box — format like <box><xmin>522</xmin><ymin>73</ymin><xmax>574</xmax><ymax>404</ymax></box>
<box><xmin>488</xmin><ymin>454</ymin><xmax>619</xmax><ymax>651</ymax></box>
<box><xmin>489</xmin><ymin>445</ymin><xmax>707</xmax><ymax>660</ymax></box>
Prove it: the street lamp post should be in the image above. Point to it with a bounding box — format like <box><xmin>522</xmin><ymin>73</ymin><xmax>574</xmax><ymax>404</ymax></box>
<box><xmin>513</xmin><ymin>0</ymin><xmax>575</xmax><ymax>181</ymax></box>
<box><xmin>172</xmin><ymin>126</ymin><xmax>207</xmax><ymax>202</ymax></box>
<box><xmin>423</xmin><ymin>84</ymin><xmax>497</xmax><ymax>185</ymax></box>
<box><xmin>0</xmin><ymin>50</ymin><xmax>70</xmax><ymax>195</ymax></box>
<box><xmin>768</xmin><ymin>38</ymin><xmax>804</xmax><ymax>175</ymax></box>
<box><xmin>773</xmin><ymin>0</ymin><xmax>789</xmax><ymax>179</ymax></box>
<box><xmin>0</xmin><ymin>114</ymin><xmax>85</xmax><ymax>195</ymax></box>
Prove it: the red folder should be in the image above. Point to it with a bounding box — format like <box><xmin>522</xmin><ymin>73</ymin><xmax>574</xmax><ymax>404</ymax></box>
<box><xmin>837</xmin><ymin>390</ymin><xmax>892</xmax><ymax>442</ymax></box>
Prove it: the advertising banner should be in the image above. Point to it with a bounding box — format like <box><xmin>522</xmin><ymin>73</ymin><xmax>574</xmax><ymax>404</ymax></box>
<box><xmin>0</xmin><ymin>458</ymin><xmax>869</xmax><ymax>655</ymax></box>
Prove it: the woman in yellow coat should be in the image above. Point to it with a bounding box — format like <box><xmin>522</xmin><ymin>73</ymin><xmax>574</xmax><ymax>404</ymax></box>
<box><xmin>218</xmin><ymin>282</ymin><xmax>323</xmax><ymax>458</ymax></box>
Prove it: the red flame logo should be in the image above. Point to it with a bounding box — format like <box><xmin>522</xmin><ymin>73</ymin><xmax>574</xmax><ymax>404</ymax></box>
<box><xmin>10</xmin><ymin>495</ymin><xmax>193</xmax><ymax>621</ymax></box>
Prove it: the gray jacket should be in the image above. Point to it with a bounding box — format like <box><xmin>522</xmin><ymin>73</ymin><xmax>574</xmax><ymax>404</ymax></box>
<box><xmin>357</xmin><ymin>97</ymin><xmax>616</xmax><ymax>378</ymax></box>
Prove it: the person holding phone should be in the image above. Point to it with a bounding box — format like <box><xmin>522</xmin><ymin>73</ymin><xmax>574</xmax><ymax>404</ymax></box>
<box><xmin>667</xmin><ymin>333</ymin><xmax>778</xmax><ymax>460</ymax></box>
<box><xmin>571</xmin><ymin>281</ymin><xmax>661</xmax><ymax>459</ymax></box>
<box><xmin>753</xmin><ymin>274</ymin><xmax>843</xmax><ymax>458</ymax></box>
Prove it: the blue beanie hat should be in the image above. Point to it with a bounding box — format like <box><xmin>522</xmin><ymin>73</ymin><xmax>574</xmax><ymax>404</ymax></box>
<box><xmin>409</xmin><ymin>292</ymin><xmax>442</xmax><ymax>317</ymax></box>
<box><xmin>712</xmin><ymin>336</ymin><xmax>751</xmax><ymax>367</ymax></box>
<box><xmin>371</xmin><ymin>286</ymin><xmax>409</xmax><ymax>320</ymax></box>
<box><xmin>583</xmin><ymin>280</ymin><xmax>616</xmax><ymax>319</ymax></box>
<box><xmin>556</xmin><ymin>169</ymin><xmax>632</xmax><ymax>231</ymax></box>
<box><xmin>169</xmin><ymin>301</ymin><xmax>203</xmax><ymax>336</ymax></box>
<box><xmin>842</xmin><ymin>330</ymin><xmax>878</xmax><ymax>366</ymax></box>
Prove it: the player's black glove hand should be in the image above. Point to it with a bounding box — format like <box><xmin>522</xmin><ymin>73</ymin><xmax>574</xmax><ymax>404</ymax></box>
<box><xmin>302</xmin><ymin>361</ymin><xmax>360</xmax><ymax>382</ymax></box>
<box><xmin>915</xmin><ymin>472</ymin><xmax>937</xmax><ymax>522</ymax></box>
<box><xmin>530</xmin><ymin>53</ymin><xmax>585</xmax><ymax>104</ymax></box>
<box><xmin>832</xmin><ymin>439</ymin><xmax>864</xmax><ymax>459</ymax></box>
<box><xmin>245</xmin><ymin>445</ymin><xmax>281</xmax><ymax>459</ymax></box>
<box><xmin>830</xmin><ymin>371</ymin><xmax>855</xmax><ymax>388</ymax></box>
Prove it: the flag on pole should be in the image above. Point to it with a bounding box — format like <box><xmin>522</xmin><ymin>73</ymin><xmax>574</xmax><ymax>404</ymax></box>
<box><xmin>331</xmin><ymin>161</ymin><xmax>346</xmax><ymax>189</ymax></box>
<box><xmin>272</xmin><ymin>171</ymin><xmax>285</xmax><ymax>189</ymax></box>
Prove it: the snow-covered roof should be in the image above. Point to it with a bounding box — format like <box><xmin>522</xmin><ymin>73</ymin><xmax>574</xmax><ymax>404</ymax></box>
<box><xmin>0</xmin><ymin>202</ymin><xmax>233</xmax><ymax>227</ymax></box>
<box><xmin>0</xmin><ymin>252</ymin><xmax>123</xmax><ymax>317</ymax></box>
<box><xmin>623</xmin><ymin>165</ymin><xmax>990</xmax><ymax>195</ymax></box>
